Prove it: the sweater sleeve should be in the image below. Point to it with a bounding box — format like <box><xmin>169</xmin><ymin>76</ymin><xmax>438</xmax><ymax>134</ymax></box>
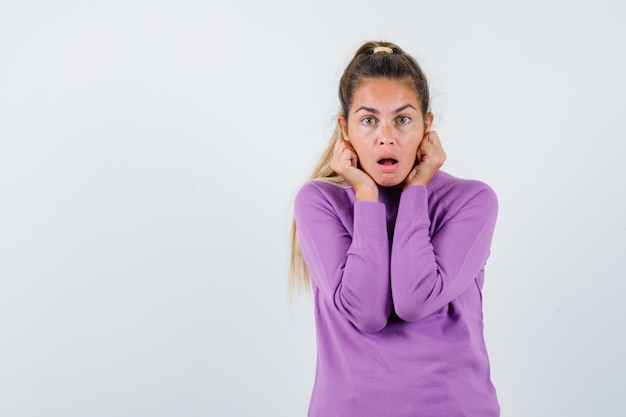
<box><xmin>390</xmin><ymin>183</ymin><xmax>498</xmax><ymax>322</ymax></box>
<box><xmin>294</xmin><ymin>182</ymin><xmax>392</xmax><ymax>332</ymax></box>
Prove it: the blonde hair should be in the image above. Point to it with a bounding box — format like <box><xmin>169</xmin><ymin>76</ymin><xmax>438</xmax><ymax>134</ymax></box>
<box><xmin>288</xmin><ymin>41</ymin><xmax>431</xmax><ymax>297</ymax></box>
<box><xmin>289</xmin><ymin>126</ymin><xmax>345</xmax><ymax>297</ymax></box>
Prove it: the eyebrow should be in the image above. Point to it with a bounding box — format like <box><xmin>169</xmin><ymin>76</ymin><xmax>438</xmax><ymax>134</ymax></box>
<box><xmin>354</xmin><ymin>104</ymin><xmax>417</xmax><ymax>114</ymax></box>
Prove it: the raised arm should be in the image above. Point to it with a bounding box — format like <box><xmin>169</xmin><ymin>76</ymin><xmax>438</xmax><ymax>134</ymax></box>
<box><xmin>390</xmin><ymin>182</ymin><xmax>498</xmax><ymax>322</ymax></box>
<box><xmin>294</xmin><ymin>183</ymin><xmax>392</xmax><ymax>332</ymax></box>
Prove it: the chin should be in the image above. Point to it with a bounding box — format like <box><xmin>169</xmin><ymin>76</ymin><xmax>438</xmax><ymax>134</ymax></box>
<box><xmin>373</xmin><ymin>171</ymin><xmax>410</xmax><ymax>188</ymax></box>
<box><xmin>374</xmin><ymin>177</ymin><xmax>404</xmax><ymax>188</ymax></box>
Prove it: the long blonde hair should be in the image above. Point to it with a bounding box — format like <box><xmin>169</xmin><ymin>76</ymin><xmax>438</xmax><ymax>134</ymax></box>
<box><xmin>289</xmin><ymin>126</ymin><xmax>345</xmax><ymax>297</ymax></box>
<box><xmin>288</xmin><ymin>41</ymin><xmax>431</xmax><ymax>297</ymax></box>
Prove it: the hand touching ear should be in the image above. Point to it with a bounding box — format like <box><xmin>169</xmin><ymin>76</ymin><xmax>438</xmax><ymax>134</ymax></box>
<box><xmin>404</xmin><ymin>131</ymin><xmax>446</xmax><ymax>188</ymax></box>
<box><xmin>330</xmin><ymin>135</ymin><xmax>379</xmax><ymax>202</ymax></box>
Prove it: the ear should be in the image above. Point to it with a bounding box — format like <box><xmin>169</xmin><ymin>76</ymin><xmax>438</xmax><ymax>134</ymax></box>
<box><xmin>423</xmin><ymin>112</ymin><xmax>434</xmax><ymax>133</ymax></box>
<box><xmin>337</xmin><ymin>116</ymin><xmax>349</xmax><ymax>141</ymax></box>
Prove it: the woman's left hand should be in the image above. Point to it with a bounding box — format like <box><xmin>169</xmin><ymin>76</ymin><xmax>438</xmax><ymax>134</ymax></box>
<box><xmin>404</xmin><ymin>131</ymin><xmax>446</xmax><ymax>188</ymax></box>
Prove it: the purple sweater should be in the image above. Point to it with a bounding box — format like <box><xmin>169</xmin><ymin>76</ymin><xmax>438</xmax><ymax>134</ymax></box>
<box><xmin>294</xmin><ymin>171</ymin><xmax>500</xmax><ymax>417</ymax></box>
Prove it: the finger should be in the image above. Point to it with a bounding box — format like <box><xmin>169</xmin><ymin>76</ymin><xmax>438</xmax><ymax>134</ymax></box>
<box><xmin>338</xmin><ymin>139</ymin><xmax>358</xmax><ymax>165</ymax></box>
<box><xmin>346</xmin><ymin>147</ymin><xmax>358</xmax><ymax>168</ymax></box>
<box><xmin>420</xmin><ymin>132</ymin><xmax>444</xmax><ymax>155</ymax></box>
<box><xmin>415</xmin><ymin>145</ymin><xmax>425</xmax><ymax>165</ymax></box>
<box><xmin>420</xmin><ymin>131</ymin><xmax>446</xmax><ymax>165</ymax></box>
<box><xmin>335</xmin><ymin>147</ymin><xmax>357</xmax><ymax>171</ymax></box>
<box><xmin>417</xmin><ymin>135</ymin><xmax>433</xmax><ymax>155</ymax></box>
<box><xmin>426</xmin><ymin>131</ymin><xmax>443</xmax><ymax>149</ymax></box>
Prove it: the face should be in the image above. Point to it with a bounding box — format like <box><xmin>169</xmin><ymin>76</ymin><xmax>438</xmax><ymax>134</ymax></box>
<box><xmin>338</xmin><ymin>78</ymin><xmax>433</xmax><ymax>187</ymax></box>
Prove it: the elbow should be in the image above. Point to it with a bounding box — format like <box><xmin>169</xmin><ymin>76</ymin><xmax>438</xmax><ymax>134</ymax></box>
<box><xmin>394</xmin><ymin>295</ymin><xmax>448</xmax><ymax>323</ymax></box>
<box><xmin>391</xmin><ymin>272</ymin><xmax>444</xmax><ymax>322</ymax></box>
<box><xmin>338</xmin><ymin>300</ymin><xmax>389</xmax><ymax>332</ymax></box>
<box><xmin>394</xmin><ymin>302</ymin><xmax>428</xmax><ymax>323</ymax></box>
<box><xmin>393</xmin><ymin>287</ymin><xmax>438</xmax><ymax>322</ymax></box>
<box><xmin>352</xmin><ymin>313</ymin><xmax>388</xmax><ymax>333</ymax></box>
<box><xmin>334</xmin><ymin>285</ymin><xmax>390</xmax><ymax>333</ymax></box>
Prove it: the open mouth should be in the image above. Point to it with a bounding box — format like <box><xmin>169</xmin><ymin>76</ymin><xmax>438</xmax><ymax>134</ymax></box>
<box><xmin>378</xmin><ymin>158</ymin><xmax>398</xmax><ymax>166</ymax></box>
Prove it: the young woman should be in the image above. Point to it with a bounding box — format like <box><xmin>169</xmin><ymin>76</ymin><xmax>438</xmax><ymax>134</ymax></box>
<box><xmin>290</xmin><ymin>41</ymin><xmax>500</xmax><ymax>417</ymax></box>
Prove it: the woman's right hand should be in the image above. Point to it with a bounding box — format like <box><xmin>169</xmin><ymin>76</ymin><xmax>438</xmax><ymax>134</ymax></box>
<box><xmin>330</xmin><ymin>136</ymin><xmax>379</xmax><ymax>202</ymax></box>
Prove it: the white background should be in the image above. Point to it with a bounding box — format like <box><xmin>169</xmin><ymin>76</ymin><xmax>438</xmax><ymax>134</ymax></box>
<box><xmin>1</xmin><ymin>1</ymin><xmax>625</xmax><ymax>416</ymax></box>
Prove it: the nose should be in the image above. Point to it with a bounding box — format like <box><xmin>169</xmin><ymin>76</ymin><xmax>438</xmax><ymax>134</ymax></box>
<box><xmin>378</xmin><ymin>122</ymin><xmax>394</xmax><ymax>145</ymax></box>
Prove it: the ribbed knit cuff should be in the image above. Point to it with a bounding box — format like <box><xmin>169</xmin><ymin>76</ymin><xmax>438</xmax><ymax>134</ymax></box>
<box><xmin>353</xmin><ymin>201</ymin><xmax>387</xmax><ymax>240</ymax></box>
<box><xmin>396</xmin><ymin>185</ymin><xmax>430</xmax><ymax>226</ymax></box>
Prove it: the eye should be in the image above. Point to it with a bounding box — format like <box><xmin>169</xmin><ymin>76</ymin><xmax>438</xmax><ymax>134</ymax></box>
<box><xmin>361</xmin><ymin>117</ymin><xmax>377</xmax><ymax>126</ymax></box>
<box><xmin>397</xmin><ymin>115</ymin><xmax>411</xmax><ymax>125</ymax></box>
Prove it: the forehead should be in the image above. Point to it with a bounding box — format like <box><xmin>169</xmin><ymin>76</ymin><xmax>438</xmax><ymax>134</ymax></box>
<box><xmin>351</xmin><ymin>78</ymin><xmax>420</xmax><ymax>111</ymax></box>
